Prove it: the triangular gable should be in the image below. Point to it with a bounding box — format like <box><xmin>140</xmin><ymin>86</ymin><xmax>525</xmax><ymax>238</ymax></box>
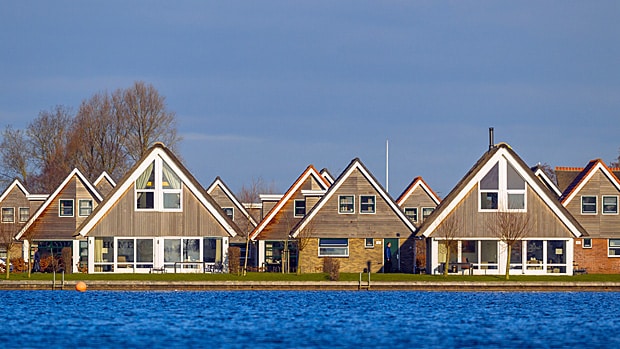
<box><xmin>396</xmin><ymin>176</ymin><xmax>441</xmax><ymax>207</ymax></box>
<box><xmin>560</xmin><ymin>159</ymin><xmax>620</xmax><ymax>205</ymax></box>
<box><xmin>15</xmin><ymin>168</ymin><xmax>103</xmax><ymax>240</ymax></box>
<box><xmin>0</xmin><ymin>179</ymin><xmax>30</xmax><ymax>203</ymax></box>
<box><xmin>75</xmin><ymin>143</ymin><xmax>239</xmax><ymax>238</ymax></box>
<box><xmin>250</xmin><ymin>165</ymin><xmax>330</xmax><ymax>241</ymax></box>
<box><xmin>418</xmin><ymin>143</ymin><xmax>586</xmax><ymax>239</ymax></box>
<box><xmin>320</xmin><ymin>168</ymin><xmax>335</xmax><ymax>185</ymax></box>
<box><xmin>291</xmin><ymin>158</ymin><xmax>416</xmax><ymax>238</ymax></box>
<box><xmin>532</xmin><ymin>166</ymin><xmax>562</xmax><ymax>198</ymax></box>
<box><xmin>206</xmin><ymin>176</ymin><xmax>258</xmax><ymax>228</ymax></box>
<box><xmin>94</xmin><ymin>171</ymin><xmax>116</xmax><ymax>188</ymax></box>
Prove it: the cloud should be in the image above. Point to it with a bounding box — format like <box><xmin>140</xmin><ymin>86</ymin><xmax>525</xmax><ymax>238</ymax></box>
<box><xmin>181</xmin><ymin>133</ymin><xmax>263</xmax><ymax>143</ymax></box>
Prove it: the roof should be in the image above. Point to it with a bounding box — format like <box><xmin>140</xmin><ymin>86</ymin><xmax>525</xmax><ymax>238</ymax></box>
<box><xmin>559</xmin><ymin>159</ymin><xmax>620</xmax><ymax>205</ymax></box>
<box><xmin>320</xmin><ymin>168</ymin><xmax>335</xmax><ymax>184</ymax></box>
<box><xmin>0</xmin><ymin>179</ymin><xmax>48</xmax><ymax>203</ymax></box>
<box><xmin>15</xmin><ymin>168</ymin><xmax>103</xmax><ymax>240</ymax></box>
<box><xmin>206</xmin><ymin>176</ymin><xmax>258</xmax><ymax>228</ymax></box>
<box><xmin>74</xmin><ymin>143</ymin><xmax>241</xmax><ymax>238</ymax></box>
<box><xmin>93</xmin><ymin>171</ymin><xmax>116</xmax><ymax>188</ymax></box>
<box><xmin>395</xmin><ymin>176</ymin><xmax>441</xmax><ymax>207</ymax></box>
<box><xmin>250</xmin><ymin>165</ymin><xmax>330</xmax><ymax>241</ymax></box>
<box><xmin>531</xmin><ymin>166</ymin><xmax>562</xmax><ymax>198</ymax></box>
<box><xmin>291</xmin><ymin>158</ymin><xmax>417</xmax><ymax>238</ymax></box>
<box><xmin>417</xmin><ymin>143</ymin><xmax>587</xmax><ymax>239</ymax></box>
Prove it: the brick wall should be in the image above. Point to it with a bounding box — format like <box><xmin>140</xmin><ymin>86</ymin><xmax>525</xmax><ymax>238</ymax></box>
<box><xmin>574</xmin><ymin>238</ymin><xmax>620</xmax><ymax>274</ymax></box>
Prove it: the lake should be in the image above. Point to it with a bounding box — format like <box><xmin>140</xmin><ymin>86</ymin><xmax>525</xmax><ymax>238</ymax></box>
<box><xmin>1</xmin><ymin>290</ymin><xmax>618</xmax><ymax>348</ymax></box>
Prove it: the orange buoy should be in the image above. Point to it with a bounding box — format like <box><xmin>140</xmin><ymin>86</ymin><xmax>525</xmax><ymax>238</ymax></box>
<box><xmin>75</xmin><ymin>281</ymin><xmax>87</xmax><ymax>292</ymax></box>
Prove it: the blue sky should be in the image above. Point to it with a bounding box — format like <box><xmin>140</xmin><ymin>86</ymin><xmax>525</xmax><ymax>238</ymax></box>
<box><xmin>1</xmin><ymin>1</ymin><xmax>619</xmax><ymax>198</ymax></box>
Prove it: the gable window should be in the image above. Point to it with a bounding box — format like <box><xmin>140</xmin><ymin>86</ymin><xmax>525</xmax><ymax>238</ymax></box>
<box><xmin>79</xmin><ymin>199</ymin><xmax>93</xmax><ymax>216</ymax></box>
<box><xmin>339</xmin><ymin>195</ymin><xmax>354</xmax><ymax>214</ymax></box>
<box><xmin>583</xmin><ymin>238</ymin><xmax>592</xmax><ymax>249</ymax></box>
<box><xmin>18</xmin><ymin>207</ymin><xmax>29</xmax><ymax>222</ymax></box>
<box><xmin>222</xmin><ymin>207</ymin><xmax>234</xmax><ymax>220</ymax></box>
<box><xmin>507</xmin><ymin>163</ymin><xmax>525</xmax><ymax>210</ymax></box>
<box><xmin>422</xmin><ymin>207</ymin><xmax>435</xmax><ymax>220</ymax></box>
<box><xmin>603</xmin><ymin>196</ymin><xmax>618</xmax><ymax>214</ymax></box>
<box><xmin>136</xmin><ymin>158</ymin><xmax>183</xmax><ymax>211</ymax></box>
<box><xmin>404</xmin><ymin>207</ymin><xmax>418</xmax><ymax>222</ymax></box>
<box><xmin>318</xmin><ymin>238</ymin><xmax>349</xmax><ymax>257</ymax></box>
<box><xmin>479</xmin><ymin>161</ymin><xmax>527</xmax><ymax>211</ymax></box>
<box><xmin>1</xmin><ymin>208</ymin><xmax>14</xmax><ymax>223</ymax></box>
<box><xmin>581</xmin><ymin>196</ymin><xmax>597</xmax><ymax>214</ymax></box>
<box><xmin>59</xmin><ymin>200</ymin><xmax>74</xmax><ymax>217</ymax></box>
<box><xmin>360</xmin><ymin>195</ymin><xmax>376</xmax><ymax>214</ymax></box>
<box><xmin>609</xmin><ymin>239</ymin><xmax>620</xmax><ymax>257</ymax></box>
<box><xmin>294</xmin><ymin>200</ymin><xmax>306</xmax><ymax>217</ymax></box>
<box><xmin>480</xmin><ymin>162</ymin><xmax>499</xmax><ymax>210</ymax></box>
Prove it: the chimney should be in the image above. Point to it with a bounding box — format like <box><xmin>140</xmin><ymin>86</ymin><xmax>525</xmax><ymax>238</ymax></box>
<box><xmin>488</xmin><ymin>127</ymin><xmax>494</xmax><ymax>150</ymax></box>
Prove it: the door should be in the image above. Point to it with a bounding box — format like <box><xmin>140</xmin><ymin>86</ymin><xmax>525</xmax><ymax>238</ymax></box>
<box><xmin>383</xmin><ymin>238</ymin><xmax>399</xmax><ymax>273</ymax></box>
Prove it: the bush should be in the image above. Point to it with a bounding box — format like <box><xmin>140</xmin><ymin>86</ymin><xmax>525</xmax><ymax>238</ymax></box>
<box><xmin>228</xmin><ymin>247</ymin><xmax>241</xmax><ymax>275</ymax></box>
<box><xmin>10</xmin><ymin>257</ymin><xmax>26</xmax><ymax>273</ymax></box>
<box><xmin>323</xmin><ymin>257</ymin><xmax>340</xmax><ymax>281</ymax></box>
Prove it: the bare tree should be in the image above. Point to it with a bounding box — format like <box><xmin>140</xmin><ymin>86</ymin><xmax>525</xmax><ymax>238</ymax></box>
<box><xmin>0</xmin><ymin>224</ymin><xmax>19</xmax><ymax>279</ymax></box>
<box><xmin>435</xmin><ymin>214</ymin><xmax>461</xmax><ymax>276</ymax></box>
<box><xmin>118</xmin><ymin>81</ymin><xmax>181</xmax><ymax>162</ymax></box>
<box><xmin>490</xmin><ymin>211</ymin><xmax>531</xmax><ymax>280</ymax></box>
<box><xmin>537</xmin><ymin>162</ymin><xmax>557</xmax><ymax>184</ymax></box>
<box><xmin>0</xmin><ymin>126</ymin><xmax>32</xmax><ymax>188</ymax></box>
<box><xmin>294</xmin><ymin>220</ymin><xmax>315</xmax><ymax>275</ymax></box>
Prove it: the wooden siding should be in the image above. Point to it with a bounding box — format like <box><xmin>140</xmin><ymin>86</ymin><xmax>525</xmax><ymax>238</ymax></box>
<box><xmin>96</xmin><ymin>180</ymin><xmax>114</xmax><ymax>197</ymax></box>
<box><xmin>0</xmin><ymin>186</ymin><xmax>30</xmax><ymax>237</ymax></box>
<box><xmin>564</xmin><ymin>171</ymin><xmax>620</xmax><ymax>237</ymax></box>
<box><xmin>399</xmin><ymin>186</ymin><xmax>438</xmax><ymax>227</ymax></box>
<box><xmin>88</xmin><ymin>185</ymin><xmax>230</xmax><ymax>237</ymax></box>
<box><xmin>431</xmin><ymin>184</ymin><xmax>575</xmax><ymax>239</ymax></box>
<box><xmin>304</xmin><ymin>169</ymin><xmax>412</xmax><ymax>239</ymax></box>
<box><xmin>208</xmin><ymin>185</ymin><xmax>252</xmax><ymax>243</ymax></box>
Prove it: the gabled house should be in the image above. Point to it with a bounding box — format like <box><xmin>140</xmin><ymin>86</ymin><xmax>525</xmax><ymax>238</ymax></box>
<box><xmin>93</xmin><ymin>171</ymin><xmax>116</xmax><ymax>197</ymax></box>
<box><xmin>291</xmin><ymin>158</ymin><xmax>417</xmax><ymax>273</ymax></box>
<box><xmin>74</xmin><ymin>142</ymin><xmax>241</xmax><ymax>273</ymax></box>
<box><xmin>557</xmin><ymin>160</ymin><xmax>620</xmax><ymax>273</ymax></box>
<box><xmin>206</xmin><ymin>176</ymin><xmax>259</xmax><ymax>267</ymax></box>
<box><xmin>0</xmin><ymin>180</ymin><xmax>47</xmax><ymax>260</ymax></box>
<box><xmin>417</xmin><ymin>143</ymin><xmax>586</xmax><ymax>275</ymax></box>
<box><xmin>395</xmin><ymin>176</ymin><xmax>441</xmax><ymax>272</ymax></box>
<box><xmin>250</xmin><ymin>165</ymin><xmax>330</xmax><ymax>272</ymax></box>
<box><xmin>15</xmin><ymin>169</ymin><xmax>103</xmax><ymax>272</ymax></box>
<box><xmin>531</xmin><ymin>165</ymin><xmax>562</xmax><ymax>198</ymax></box>
<box><xmin>320</xmin><ymin>168</ymin><xmax>335</xmax><ymax>185</ymax></box>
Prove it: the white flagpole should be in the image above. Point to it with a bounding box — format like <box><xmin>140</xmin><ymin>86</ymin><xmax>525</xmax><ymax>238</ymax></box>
<box><xmin>386</xmin><ymin>139</ymin><xmax>389</xmax><ymax>193</ymax></box>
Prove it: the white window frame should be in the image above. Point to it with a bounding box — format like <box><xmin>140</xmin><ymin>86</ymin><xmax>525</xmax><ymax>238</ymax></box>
<box><xmin>602</xmin><ymin>196</ymin><xmax>618</xmax><ymax>215</ymax></box>
<box><xmin>582</xmin><ymin>238</ymin><xmax>592</xmax><ymax>249</ymax></box>
<box><xmin>318</xmin><ymin>238</ymin><xmax>349</xmax><ymax>257</ymax></box>
<box><xmin>359</xmin><ymin>195</ymin><xmax>376</xmax><ymax>214</ymax></box>
<box><xmin>478</xmin><ymin>160</ymin><xmax>527</xmax><ymax>212</ymax></box>
<box><xmin>581</xmin><ymin>196</ymin><xmax>597</xmax><ymax>215</ymax></box>
<box><xmin>18</xmin><ymin>207</ymin><xmax>29</xmax><ymax>222</ymax></box>
<box><xmin>338</xmin><ymin>195</ymin><xmax>355</xmax><ymax>214</ymax></box>
<box><xmin>135</xmin><ymin>158</ymin><xmax>183</xmax><ymax>212</ymax></box>
<box><xmin>59</xmin><ymin>199</ymin><xmax>74</xmax><ymax>217</ymax></box>
<box><xmin>1</xmin><ymin>207</ymin><xmax>14</xmax><ymax>223</ymax></box>
<box><xmin>78</xmin><ymin>199</ymin><xmax>93</xmax><ymax>217</ymax></box>
<box><xmin>608</xmin><ymin>239</ymin><xmax>620</xmax><ymax>257</ymax></box>
<box><xmin>421</xmin><ymin>207</ymin><xmax>435</xmax><ymax>221</ymax></box>
<box><xmin>294</xmin><ymin>200</ymin><xmax>306</xmax><ymax>217</ymax></box>
<box><xmin>222</xmin><ymin>207</ymin><xmax>234</xmax><ymax>220</ymax></box>
<box><xmin>404</xmin><ymin>207</ymin><xmax>418</xmax><ymax>223</ymax></box>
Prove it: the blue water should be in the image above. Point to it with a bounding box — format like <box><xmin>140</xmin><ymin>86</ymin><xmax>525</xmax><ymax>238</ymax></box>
<box><xmin>1</xmin><ymin>291</ymin><xmax>618</xmax><ymax>348</ymax></box>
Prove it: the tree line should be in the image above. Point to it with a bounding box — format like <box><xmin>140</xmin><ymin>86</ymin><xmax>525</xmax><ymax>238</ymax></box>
<box><xmin>0</xmin><ymin>81</ymin><xmax>180</xmax><ymax>193</ymax></box>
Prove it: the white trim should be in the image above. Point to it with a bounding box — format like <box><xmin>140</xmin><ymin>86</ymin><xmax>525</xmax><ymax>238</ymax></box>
<box><xmin>93</xmin><ymin>171</ymin><xmax>116</xmax><ymax>188</ymax></box>
<box><xmin>58</xmin><ymin>199</ymin><xmax>75</xmax><ymax>217</ymax></box>
<box><xmin>421</xmin><ymin>207</ymin><xmax>434</xmax><ymax>220</ymax></box>
<box><xmin>533</xmin><ymin>167</ymin><xmax>562</xmax><ymax>197</ymax></box>
<box><xmin>359</xmin><ymin>195</ymin><xmax>376</xmax><ymax>214</ymax></box>
<box><xmin>602</xmin><ymin>195</ymin><xmax>618</xmax><ymax>215</ymax></box>
<box><xmin>222</xmin><ymin>207</ymin><xmax>234</xmax><ymax>220</ymax></box>
<box><xmin>293</xmin><ymin>199</ymin><xmax>306</xmax><ymax>218</ymax></box>
<box><xmin>18</xmin><ymin>207</ymin><xmax>29</xmax><ymax>222</ymax></box>
<box><xmin>338</xmin><ymin>195</ymin><xmax>355</xmax><ymax>214</ymax></box>
<box><xmin>206</xmin><ymin>178</ymin><xmax>258</xmax><ymax>227</ymax></box>
<box><xmin>608</xmin><ymin>238</ymin><xmax>620</xmax><ymax>257</ymax></box>
<box><xmin>1</xmin><ymin>207</ymin><xmax>15</xmax><ymax>223</ymax></box>
<box><xmin>582</xmin><ymin>238</ymin><xmax>592</xmax><ymax>249</ymax></box>
<box><xmin>396</xmin><ymin>178</ymin><xmax>441</xmax><ymax>206</ymax></box>
<box><xmin>78</xmin><ymin>199</ymin><xmax>93</xmax><ymax>217</ymax></box>
<box><xmin>563</xmin><ymin>161</ymin><xmax>620</xmax><ymax>205</ymax></box>
<box><xmin>580</xmin><ymin>195</ymin><xmax>597</xmax><ymax>215</ymax></box>
<box><xmin>259</xmin><ymin>194</ymin><xmax>283</xmax><ymax>201</ymax></box>
<box><xmin>404</xmin><ymin>207</ymin><xmax>418</xmax><ymax>223</ymax></box>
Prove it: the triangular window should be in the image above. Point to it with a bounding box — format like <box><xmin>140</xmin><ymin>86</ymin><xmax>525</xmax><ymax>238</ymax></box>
<box><xmin>479</xmin><ymin>159</ymin><xmax>526</xmax><ymax>211</ymax></box>
<box><xmin>135</xmin><ymin>157</ymin><xmax>182</xmax><ymax>211</ymax></box>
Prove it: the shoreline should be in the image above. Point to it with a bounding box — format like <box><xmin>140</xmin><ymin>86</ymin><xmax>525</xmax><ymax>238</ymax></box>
<box><xmin>2</xmin><ymin>280</ymin><xmax>620</xmax><ymax>291</ymax></box>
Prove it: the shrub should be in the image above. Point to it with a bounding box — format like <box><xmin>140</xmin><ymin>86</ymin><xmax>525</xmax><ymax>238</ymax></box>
<box><xmin>10</xmin><ymin>257</ymin><xmax>26</xmax><ymax>273</ymax></box>
<box><xmin>228</xmin><ymin>247</ymin><xmax>241</xmax><ymax>275</ymax></box>
<box><xmin>323</xmin><ymin>257</ymin><xmax>340</xmax><ymax>281</ymax></box>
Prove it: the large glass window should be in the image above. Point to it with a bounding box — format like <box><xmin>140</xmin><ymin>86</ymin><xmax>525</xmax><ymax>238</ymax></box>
<box><xmin>136</xmin><ymin>239</ymin><xmax>154</xmax><ymax>268</ymax></box>
<box><xmin>117</xmin><ymin>239</ymin><xmax>135</xmax><ymax>269</ymax></box>
<box><xmin>162</xmin><ymin>161</ymin><xmax>181</xmax><ymax>209</ymax></box>
<box><xmin>94</xmin><ymin>237</ymin><xmax>114</xmax><ymax>272</ymax></box>
<box><xmin>59</xmin><ymin>200</ymin><xmax>74</xmax><ymax>217</ymax></box>
<box><xmin>480</xmin><ymin>240</ymin><xmax>498</xmax><ymax>269</ymax></box>
<box><xmin>480</xmin><ymin>162</ymin><xmax>499</xmax><ymax>210</ymax></box>
<box><xmin>79</xmin><ymin>199</ymin><xmax>93</xmax><ymax>216</ymax></box>
<box><xmin>1</xmin><ymin>207</ymin><xmax>14</xmax><ymax>223</ymax></box>
<box><xmin>547</xmin><ymin>240</ymin><xmax>566</xmax><ymax>273</ymax></box>
<box><xmin>203</xmin><ymin>237</ymin><xmax>223</xmax><ymax>263</ymax></box>
<box><xmin>581</xmin><ymin>196</ymin><xmax>597</xmax><ymax>214</ymax></box>
<box><xmin>603</xmin><ymin>196</ymin><xmax>618</xmax><ymax>214</ymax></box>
<box><xmin>360</xmin><ymin>195</ymin><xmax>376</xmax><ymax>214</ymax></box>
<box><xmin>609</xmin><ymin>239</ymin><xmax>620</xmax><ymax>257</ymax></box>
<box><xmin>294</xmin><ymin>200</ymin><xmax>306</xmax><ymax>217</ymax></box>
<box><xmin>339</xmin><ymin>196</ymin><xmax>354</xmax><ymax>214</ymax></box>
<box><xmin>526</xmin><ymin>240</ymin><xmax>543</xmax><ymax>270</ymax></box>
<box><xmin>136</xmin><ymin>161</ymin><xmax>155</xmax><ymax>209</ymax></box>
<box><xmin>507</xmin><ymin>163</ymin><xmax>525</xmax><ymax>210</ymax></box>
<box><xmin>404</xmin><ymin>207</ymin><xmax>418</xmax><ymax>222</ymax></box>
<box><xmin>509</xmin><ymin>241</ymin><xmax>522</xmax><ymax>269</ymax></box>
<box><xmin>136</xmin><ymin>158</ymin><xmax>182</xmax><ymax>211</ymax></box>
<box><xmin>479</xmin><ymin>161</ymin><xmax>527</xmax><ymax>211</ymax></box>
<box><xmin>319</xmin><ymin>238</ymin><xmax>349</xmax><ymax>257</ymax></box>
<box><xmin>164</xmin><ymin>239</ymin><xmax>181</xmax><ymax>267</ymax></box>
<box><xmin>461</xmin><ymin>240</ymin><xmax>478</xmax><ymax>264</ymax></box>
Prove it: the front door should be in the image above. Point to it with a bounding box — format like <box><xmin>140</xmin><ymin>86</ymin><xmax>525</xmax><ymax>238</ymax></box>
<box><xmin>384</xmin><ymin>238</ymin><xmax>399</xmax><ymax>273</ymax></box>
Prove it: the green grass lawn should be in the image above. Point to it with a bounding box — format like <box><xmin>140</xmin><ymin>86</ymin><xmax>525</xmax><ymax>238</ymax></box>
<box><xmin>4</xmin><ymin>271</ymin><xmax>620</xmax><ymax>282</ymax></box>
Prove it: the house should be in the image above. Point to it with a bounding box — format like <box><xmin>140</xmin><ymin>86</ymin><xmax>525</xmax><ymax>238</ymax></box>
<box><xmin>0</xmin><ymin>180</ymin><xmax>47</xmax><ymax>262</ymax></box>
<box><xmin>290</xmin><ymin>158</ymin><xmax>417</xmax><ymax>273</ymax></box>
<box><xmin>417</xmin><ymin>143</ymin><xmax>586</xmax><ymax>275</ymax></box>
<box><xmin>73</xmin><ymin>142</ymin><xmax>241</xmax><ymax>273</ymax></box>
<box><xmin>395</xmin><ymin>176</ymin><xmax>441</xmax><ymax>272</ymax></box>
<box><xmin>250</xmin><ymin>165</ymin><xmax>331</xmax><ymax>272</ymax></box>
<box><xmin>556</xmin><ymin>160</ymin><xmax>620</xmax><ymax>273</ymax></box>
<box><xmin>15</xmin><ymin>169</ymin><xmax>103</xmax><ymax>272</ymax></box>
<box><xmin>93</xmin><ymin>171</ymin><xmax>116</xmax><ymax>197</ymax></box>
<box><xmin>206</xmin><ymin>176</ymin><xmax>259</xmax><ymax>268</ymax></box>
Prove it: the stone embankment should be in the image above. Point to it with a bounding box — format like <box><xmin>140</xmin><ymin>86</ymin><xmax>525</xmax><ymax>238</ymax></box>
<box><xmin>2</xmin><ymin>280</ymin><xmax>620</xmax><ymax>291</ymax></box>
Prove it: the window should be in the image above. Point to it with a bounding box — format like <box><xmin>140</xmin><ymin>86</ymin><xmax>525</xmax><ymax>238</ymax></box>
<box><xmin>404</xmin><ymin>207</ymin><xmax>418</xmax><ymax>222</ymax></box>
<box><xmin>136</xmin><ymin>158</ymin><xmax>183</xmax><ymax>211</ymax></box>
<box><xmin>18</xmin><ymin>207</ymin><xmax>29</xmax><ymax>222</ymax></box>
<box><xmin>222</xmin><ymin>207</ymin><xmax>234</xmax><ymax>220</ymax></box>
<box><xmin>1</xmin><ymin>208</ymin><xmax>14</xmax><ymax>223</ymax></box>
<box><xmin>479</xmin><ymin>161</ymin><xmax>526</xmax><ymax>211</ymax></box>
<box><xmin>59</xmin><ymin>200</ymin><xmax>74</xmax><ymax>217</ymax></box>
<box><xmin>360</xmin><ymin>195</ymin><xmax>375</xmax><ymax>214</ymax></box>
<box><xmin>582</xmin><ymin>238</ymin><xmax>592</xmax><ymax>249</ymax></box>
<box><xmin>603</xmin><ymin>196</ymin><xmax>618</xmax><ymax>214</ymax></box>
<box><xmin>422</xmin><ymin>207</ymin><xmax>434</xmax><ymax>220</ymax></box>
<box><xmin>365</xmin><ymin>238</ymin><xmax>374</xmax><ymax>248</ymax></box>
<box><xmin>339</xmin><ymin>195</ymin><xmax>354</xmax><ymax>214</ymax></box>
<box><xmin>79</xmin><ymin>199</ymin><xmax>93</xmax><ymax>216</ymax></box>
<box><xmin>609</xmin><ymin>239</ymin><xmax>620</xmax><ymax>257</ymax></box>
<box><xmin>480</xmin><ymin>162</ymin><xmax>499</xmax><ymax>210</ymax></box>
<box><xmin>294</xmin><ymin>200</ymin><xmax>306</xmax><ymax>217</ymax></box>
<box><xmin>506</xmin><ymin>163</ymin><xmax>525</xmax><ymax>210</ymax></box>
<box><xmin>581</xmin><ymin>196</ymin><xmax>597</xmax><ymax>214</ymax></box>
<box><xmin>319</xmin><ymin>238</ymin><xmax>349</xmax><ymax>257</ymax></box>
